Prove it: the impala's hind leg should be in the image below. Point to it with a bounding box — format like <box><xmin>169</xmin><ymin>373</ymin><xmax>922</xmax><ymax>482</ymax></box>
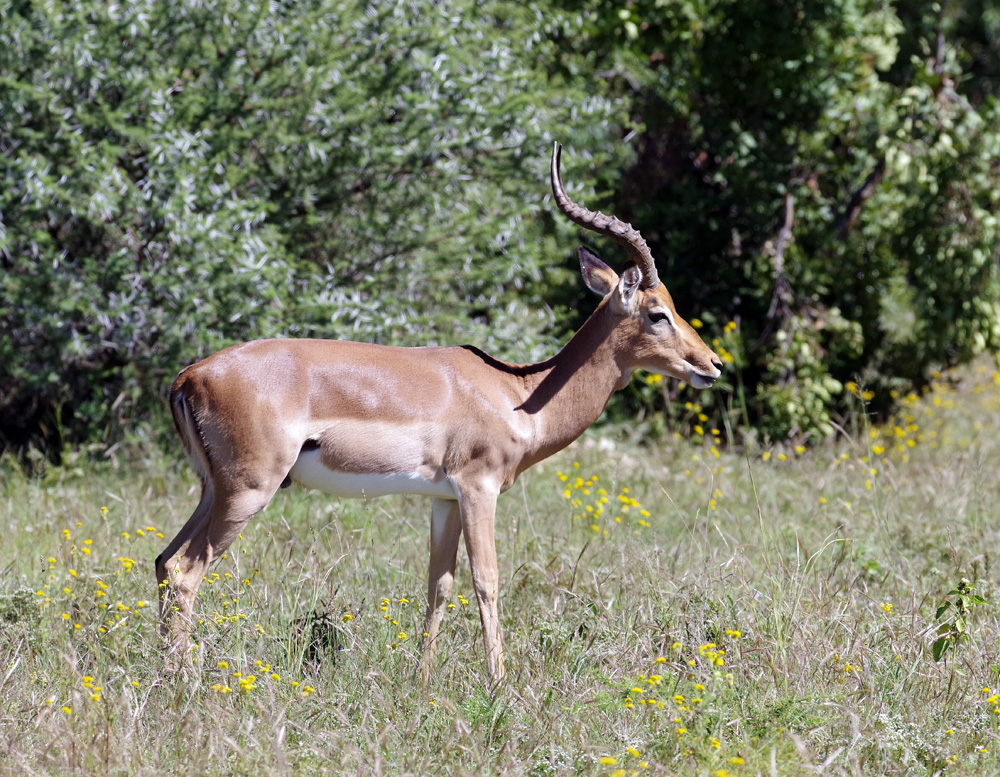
<box><xmin>420</xmin><ymin>498</ymin><xmax>462</xmax><ymax>687</ymax></box>
<box><xmin>155</xmin><ymin>481</ymin><xmax>213</xmax><ymax>645</ymax></box>
<box><xmin>157</xmin><ymin>482</ymin><xmax>280</xmax><ymax>662</ymax></box>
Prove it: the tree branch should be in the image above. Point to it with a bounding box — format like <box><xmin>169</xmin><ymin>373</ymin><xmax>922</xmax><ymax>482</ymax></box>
<box><xmin>835</xmin><ymin>156</ymin><xmax>886</xmax><ymax>239</ymax></box>
<box><xmin>767</xmin><ymin>192</ymin><xmax>795</xmax><ymax>321</ymax></box>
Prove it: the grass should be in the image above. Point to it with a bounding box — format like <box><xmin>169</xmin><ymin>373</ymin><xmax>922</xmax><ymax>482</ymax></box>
<box><xmin>4</xmin><ymin>362</ymin><xmax>1000</xmax><ymax>775</ymax></box>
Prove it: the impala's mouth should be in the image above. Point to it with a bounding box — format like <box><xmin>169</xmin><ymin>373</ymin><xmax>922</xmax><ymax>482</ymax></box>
<box><xmin>690</xmin><ymin>372</ymin><xmax>719</xmax><ymax>389</ymax></box>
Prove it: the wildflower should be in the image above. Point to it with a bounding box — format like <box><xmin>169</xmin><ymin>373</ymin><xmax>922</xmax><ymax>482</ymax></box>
<box><xmin>598</xmin><ymin>756</ymin><xmax>617</xmax><ymax>765</ymax></box>
<box><xmin>626</xmin><ymin>747</ymin><xmax>641</xmax><ymax>758</ymax></box>
<box><xmin>238</xmin><ymin>675</ymin><xmax>257</xmax><ymax>692</ymax></box>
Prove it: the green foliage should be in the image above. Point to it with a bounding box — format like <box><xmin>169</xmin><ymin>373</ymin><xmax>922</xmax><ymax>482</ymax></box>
<box><xmin>561</xmin><ymin>0</ymin><xmax>1000</xmax><ymax>441</ymax></box>
<box><xmin>3</xmin><ymin>0</ymin><xmax>1000</xmax><ymax>453</ymax></box>
<box><xmin>0</xmin><ymin>0</ymin><xmax>625</xmax><ymax>452</ymax></box>
<box><xmin>932</xmin><ymin>578</ymin><xmax>986</xmax><ymax>662</ymax></box>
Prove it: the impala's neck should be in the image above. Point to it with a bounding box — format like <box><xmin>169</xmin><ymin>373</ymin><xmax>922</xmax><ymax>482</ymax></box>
<box><xmin>517</xmin><ymin>301</ymin><xmax>632</xmax><ymax>466</ymax></box>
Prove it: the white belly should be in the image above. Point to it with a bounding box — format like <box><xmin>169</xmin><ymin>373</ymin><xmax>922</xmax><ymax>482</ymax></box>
<box><xmin>287</xmin><ymin>448</ymin><xmax>457</xmax><ymax>500</ymax></box>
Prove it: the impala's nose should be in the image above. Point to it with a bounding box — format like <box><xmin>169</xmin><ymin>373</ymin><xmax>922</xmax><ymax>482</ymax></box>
<box><xmin>712</xmin><ymin>357</ymin><xmax>724</xmax><ymax>374</ymax></box>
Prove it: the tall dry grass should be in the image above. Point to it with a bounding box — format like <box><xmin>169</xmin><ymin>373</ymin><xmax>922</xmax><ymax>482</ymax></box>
<box><xmin>3</xmin><ymin>363</ymin><xmax>1000</xmax><ymax>775</ymax></box>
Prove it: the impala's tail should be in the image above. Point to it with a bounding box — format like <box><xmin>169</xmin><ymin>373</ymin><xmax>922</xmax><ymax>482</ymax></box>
<box><xmin>169</xmin><ymin>372</ymin><xmax>213</xmax><ymax>485</ymax></box>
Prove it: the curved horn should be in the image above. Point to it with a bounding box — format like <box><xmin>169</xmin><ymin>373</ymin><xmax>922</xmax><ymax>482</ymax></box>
<box><xmin>550</xmin><ymin>142</ymin><xmax>659</xmax><ymax>290</ymax></box>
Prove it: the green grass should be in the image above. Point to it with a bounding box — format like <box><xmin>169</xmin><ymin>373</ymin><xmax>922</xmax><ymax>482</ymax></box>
<box><xmin>4</xmin><ymin>363</ymin><xmax>1000</xmax><ymax>775</ymax></box>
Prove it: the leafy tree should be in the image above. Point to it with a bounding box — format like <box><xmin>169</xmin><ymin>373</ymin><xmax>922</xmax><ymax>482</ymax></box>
<box><xmin>557</xmin><ymin>0</ymin><xmax>1000</xmax><ymax>440</ymax></box>
<box><xmin>4</xmin><ymin>0</ymin><xmax>999</xmax><ymax>455</ymax></box>
<box><xmin>0</xmin><ymin>0</ymin><xmax>626</xmax><ymax>454</ymax></box>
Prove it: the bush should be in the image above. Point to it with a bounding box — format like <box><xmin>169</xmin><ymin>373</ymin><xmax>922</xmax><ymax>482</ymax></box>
<box><xmin>562</xmin><ymin>0</ymin><xmax>1000</xmax><ymax>441</ymax></box>
<box><xmin>0</xmin><ymin>0</ymin><xmax>627</xmax><ymax>453</ymax></box>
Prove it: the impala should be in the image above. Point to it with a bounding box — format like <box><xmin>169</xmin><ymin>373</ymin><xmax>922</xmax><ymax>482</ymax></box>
<box><xmin>157</xmin><ymin>143</ymin><xmax>723</xmax><ymax>682</ymax></box>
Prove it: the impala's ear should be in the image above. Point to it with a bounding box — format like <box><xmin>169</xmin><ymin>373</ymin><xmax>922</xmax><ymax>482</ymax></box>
<box><xmin>615</xmin><ymin>263</ymin><xmax>643</xmax><ymax>311</ymax></box>
<box><xmin>579</xmin><ymin>246</ymin><xmax>618</xmax><ymax>296</ymax></box>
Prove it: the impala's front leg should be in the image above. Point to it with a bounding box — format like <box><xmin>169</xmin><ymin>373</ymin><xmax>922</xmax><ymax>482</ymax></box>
<box><xmin>420</xmin><ymin>498</ymin><xmax>463</xmax><ymax>687</ymax></box>
<box><xmin>458</xmin><ymin>484</ymin><xmax>505</xmax><ymax>682</ymax></box>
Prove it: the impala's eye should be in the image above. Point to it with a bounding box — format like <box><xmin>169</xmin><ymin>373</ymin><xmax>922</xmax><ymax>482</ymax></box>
<box><xmin>648</xmin><ymin>310</ymin><xmax>672</xmax><ymax>326</ymax></box>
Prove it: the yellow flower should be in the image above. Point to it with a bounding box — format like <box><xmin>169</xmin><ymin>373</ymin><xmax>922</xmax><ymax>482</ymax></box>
<box><xmin>598</xmin><ymin>756</ymin><xmax>617</xmax><ymax>765</ymax></box>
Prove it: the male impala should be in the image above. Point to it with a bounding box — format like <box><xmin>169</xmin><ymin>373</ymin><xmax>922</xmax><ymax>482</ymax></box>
<box><xmin>157</xmin><ymin>143</ymin><xmax>723</xmax><ymax>682</ymax></box>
